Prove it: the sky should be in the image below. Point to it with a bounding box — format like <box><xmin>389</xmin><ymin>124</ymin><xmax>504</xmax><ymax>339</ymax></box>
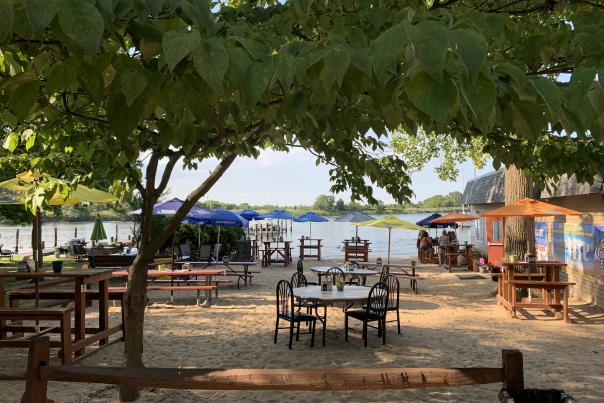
<box><xmin>158</xmin><ymin>149</ymin><xmax>494</xmax><ymax>206</ymax></box>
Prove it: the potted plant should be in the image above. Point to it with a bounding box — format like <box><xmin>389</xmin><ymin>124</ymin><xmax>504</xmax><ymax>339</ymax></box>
<box><xmin>335</xmin><ymin>280</ymin><xmax>345</xmax><ymax>291</ymax></box>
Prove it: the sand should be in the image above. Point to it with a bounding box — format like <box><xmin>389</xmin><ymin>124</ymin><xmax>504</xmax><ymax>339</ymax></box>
<box><xmin>1</xmin><ymin>257</ymin><xmax>603</xmax><ymax>402</ymax></box>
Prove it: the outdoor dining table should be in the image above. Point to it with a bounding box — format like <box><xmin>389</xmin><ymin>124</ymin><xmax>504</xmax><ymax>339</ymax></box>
<box><xmin>0</xmin><ymin>268</ymin><xmax>118</xmax><ymax>359</ymax></box>
<box><xmin>309</xmin><ymin>266</ymin><xmax>378</xmax><ymax>286</ymax></box>
<box><xmin>262</xmin><ymin>241</ymin><xmax>292</xmax><ymax>267</ymax></box>
<box><xmin>293</xmin><ymin>285</ymin><xmax>371</xmax><ymax>346</ymax></box>
<box><xmin>174</xmin><ymin>260</ymin><xmax>257</xmax><ymax>287</ymax></box>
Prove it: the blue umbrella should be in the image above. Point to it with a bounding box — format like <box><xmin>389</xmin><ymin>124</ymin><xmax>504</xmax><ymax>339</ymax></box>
<box><xmin>185</xmin><ymin>209</ymin><xmax>247</xmax><ymax>258</ymax></box>
<box><xmin>127</xmin><ymin>197</ymin><xmax>211</xmax><ymax>217</ymax></box>
<box><xmin>237</xmin><ymin>209</ymin><xmax>264</xmax><ymax>221</ymax></box>
<box><xmin>295</xmin><ymin>211</ymin><xmax>328</xmax><ymax>239</ymax></box>
<box><xmin>264</xmin><ymin>209</ymin><xmax>295</xmax><ymax>220</ymax></box>
<box><xmin>335</xmin><ymin>211</ymin><xmax>374</xmax><ymax>238</ymax></box>
<box><xmin>416</xmin><ymin>213</ymin><xmax>458</xmax><ymax>229</ymax></box>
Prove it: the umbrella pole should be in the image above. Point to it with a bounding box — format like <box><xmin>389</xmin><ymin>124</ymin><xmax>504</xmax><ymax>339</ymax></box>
<box><xmin>309</xmin><ymin>222</ymin><xmax>312</xmax><ymax>239</ymax></box>
<box><xmin>387</xmin><ymin>227</ymin><xmax>391</xmax><ymax>266</ymax></box>
<box><xmin>33</xmin><ymin>211</ymin><xmax>41</xmax><ymax>308</ymax></box>
<box><xmin>216</xmin><ymin>227</ymin><xmax>221</xmax><ymax>260</ymax></box>
<box><xmin>198</xmin><ymin>225</ymin><xmax>201</xmax><ymax>257</ymax></box>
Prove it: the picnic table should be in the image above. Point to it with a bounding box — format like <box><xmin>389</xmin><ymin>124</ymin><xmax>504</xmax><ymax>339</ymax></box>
<box><xmin>111</xmin><ymin>269</ymin><xmax>225</xmax><ymax>306</ymax></box>
<box><xmin>352</xmin><ymin>262</ymin><xmax>420</xmax><ymax>292</ymax></box>
<box><xmin>0</xmin><ymin>268</ymin><xmax>121</xmax><ymax>362</ymax></box>
<box><xmin>293</xmin><ymin>285</ymin><xmax>371</xmax><ymax>345</ymax></box>
<box><xmin>342</xmin><ymin>239</ymin><xmax>370</xmax><ymax>262</ymax></box>
<box><xmin>443</xmin><ymin>243</ymin><xmax>474</xmax><ymax>272</ymax></box>
<box><xmin>298</xmin><ymin>238</ymin><xmax>322</xmax><ymax>261</ymax></box>
<box><xmin>262</xmin><ymin>241</ymin><xmax>292</xmax><ymax>267</ymax></box>
<box><xmin>496</xmin><ymin>261</ymin><xmax>575</xmax><ymax>323</ymax></box>
<box><xmin>175</xmin><ymin>260</ymin><xmax>258</xmax><ymax>288</ymax></box>
<box><xmin>309</xmin><ymin>266</ymin><xmax>378</xmax><ymax>286</ymax></box>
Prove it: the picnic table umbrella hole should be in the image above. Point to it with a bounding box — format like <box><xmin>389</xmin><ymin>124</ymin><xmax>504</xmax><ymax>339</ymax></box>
<box><xmin>355</xmin><ymin>215</ymin><xmax>425</xmax><ymax>265</ymax></box>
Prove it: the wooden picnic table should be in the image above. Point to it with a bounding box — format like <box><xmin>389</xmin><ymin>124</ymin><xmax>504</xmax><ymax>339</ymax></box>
<box><xmin>299</xmin><ymin>238</ymin><xmax>322</xmax><ymax>261</ymax></box>
<box><xmin>174</xmin><ymin>261</ymin><xmax>258</xmax><ymax>288</ymax></box>
<box><xmin>293</xmin><ymin>285</ymin><xmax>371</xmax><ymax>346</ymax></box>
<box><xmin>497</xmin><ymin>261</ymin><xmax>574</xmax><ymax>323</ymax></box>
<box><xmin>309</xmin><ymin>266</ymin><xmax>378</xmax><ymax>286</ymax></box>
<box><xmin>262</xmin><ymin>241</ymin><xmax>292</xmax><ymax>267</ymax></box>
<box><xmin>342</xmin><ymin>239</ymin><xmax>370</xmax><ymax>262</ymax></box>
<box><xmin>350</xmin><ymin>262</ymin><xmax>420</xmax><ymax>292</ymax></box>
<box><xmin>0</xmin><ymin>268</ymin><xmax>120</xmax><ymax>361</ymax></box>
<box><xmin>443</xmin><ymin>243</ymin><xmax>474</xmax><ymax>272</ymax></box>
<box><xmin>112</xmin><ymin>269</ymin><xmax>225</xmax><ymax>306</ymax></box>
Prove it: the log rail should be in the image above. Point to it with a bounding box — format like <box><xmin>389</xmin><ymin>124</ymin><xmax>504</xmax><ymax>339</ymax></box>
<box><xmin>1</xmin><ymin>337</ymin><xmax>524</xmax><ymax>402</ymax></box>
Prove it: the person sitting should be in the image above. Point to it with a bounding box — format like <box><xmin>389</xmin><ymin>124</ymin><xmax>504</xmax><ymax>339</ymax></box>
<box><xmin>438</xmin><ymin>230</ymin><xmax>450</xmax><ymax>266</ymax></box>
<box><xmin>448</xmin><ymin>230</ymin><xmax>458</xmax><ymax>244</ymax></box>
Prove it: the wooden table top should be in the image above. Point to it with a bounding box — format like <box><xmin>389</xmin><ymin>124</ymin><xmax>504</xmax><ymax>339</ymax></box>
<box><xmin>310</xmin><ymin>266</ymin><xmax>378</xmax><ymax>276</ymax></box>
<box><xmin>112</xmin><ymin>269</ymin><xmax>225</xmax><ymax>277</ymax></box>
<box><xmin>0</xmin><ymin>268</ymin><xmax>114</xmax><ymax>279</ymax></box>
<box><xmin>293</xmin><ymin>286</ymin><xmax>371</xmax><ymax>303</ymax></box>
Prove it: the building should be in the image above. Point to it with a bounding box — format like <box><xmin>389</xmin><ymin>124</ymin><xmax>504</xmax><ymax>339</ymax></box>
<box><xmin>462</xmin><ymin>170</ymin><xmax>604</xmax><ymax>308</ymax></box>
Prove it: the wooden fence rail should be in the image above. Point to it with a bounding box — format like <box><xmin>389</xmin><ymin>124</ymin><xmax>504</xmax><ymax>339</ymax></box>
<box><xmin>1</xmin><ymin>338</ymin><xmax>524</xmax><ymax>402</ymax></box>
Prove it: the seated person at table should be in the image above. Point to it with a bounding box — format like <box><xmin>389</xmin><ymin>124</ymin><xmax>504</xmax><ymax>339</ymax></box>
<box><xmin>448</xmin><ymin>231</ymin><xmax>458</xmax><ymax>243</ymax></box>
<box><xmin>419</xmin><ymin>234</ymin><xmax>431</xmax><ymax>258</ymax></box>
<box><xmin>438</xmin><ymin>230</ymin><xmax>449</xmax><ymax>265</ymax></box>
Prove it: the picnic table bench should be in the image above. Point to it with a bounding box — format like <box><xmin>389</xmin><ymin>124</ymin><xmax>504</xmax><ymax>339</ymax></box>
<box><xmin>177</xmin><ymin>261</ymin><xmax>259</xmax><ymax>288</ymax></box>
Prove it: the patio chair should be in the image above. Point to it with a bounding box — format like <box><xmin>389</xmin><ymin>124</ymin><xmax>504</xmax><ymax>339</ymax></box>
<box><xmin>327</xmin><ymin>267</ymin><xmax>345</xmax><ymax>285</ymax></box>
<box><xmin>0</xmin><ymin>244</ymin><xmax>14</xmax><ymax>261</ymax></box>
<box><xmin>380</xmin><ymin>274</ymin><xmax>401</xmax><ymax>334</ymax></box>
<box><xmin>379</xmin><ymin>265</ymin><xmax>390</xmax><ymax>281</ymax></box>
<box><xmin>274</xmin><ymin>280</ymin><xmax>317</xmax><ymax>349</ymax></box>
<box><xmin>345</xmin><ymin>281</ymin><xmax>389</xmax><ymax>347</ymax></box>
<box><xmin>179</xmin><ymin>244</ymin><xmax>191</xmax><ymax>260</ymax></box>
<box><xmin>295</xmin><ymin>261</ymin><xmax>318</xmax><ymax>285</ymax></box>
<box><xmin>291</xmin><ymin>272</ymin><xmax>319</xmax><ymax>314</ymax></box>
<box><xmin>198</xmin><ymin>245</ymin><xmax>212</xmax><ymax>261</ymax></box>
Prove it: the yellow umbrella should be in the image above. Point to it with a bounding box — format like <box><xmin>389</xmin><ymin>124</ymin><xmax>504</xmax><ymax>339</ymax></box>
<box><xmin>355</xmin><ymin>216</ymin><xmax>425</xmax><ymax>265</ymax></box>
<box><xmin>0</xmin><ymin>172</ymin><xmax>117</xmax><ymax>307</ymax></box>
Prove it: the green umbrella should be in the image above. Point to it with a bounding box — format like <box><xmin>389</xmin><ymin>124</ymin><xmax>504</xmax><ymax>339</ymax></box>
<box><xmin>91</xmin><ymin>216</ymin><xmax>108</xmax><ymax>245</ymax></box>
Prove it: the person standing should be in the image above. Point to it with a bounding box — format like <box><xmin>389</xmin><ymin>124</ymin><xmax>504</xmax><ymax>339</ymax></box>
<box><xmin>438</xmin><ymin>230</ymin><xmax>450</xmax><ymax>266</ymax></box>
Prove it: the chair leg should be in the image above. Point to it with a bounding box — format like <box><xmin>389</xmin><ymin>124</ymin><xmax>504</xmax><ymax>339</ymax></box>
<box><xmin>310</xmin><ymin>320</ymin><xmax>315</xmax><ymax>347</ymax></box>
<box><xmin>296</xmin><ymin>322</ymin><xmax>300</xmax><ymax>341</ymax></box>
<box><xmin>288</xmin><ymin>321</ymin><xmax>294</xmax><ymax>349</ymax></box>
<box><xmin>396</xmin><ymin>309</ymin><xmax>401</xmax><ymax>334</ymax></box>
<box><xmin>344</xmin><ymin>314</ymin><xmax>349</xmax><ymax>341</ymax></box>
<box><xmin>274</xmin><ymin>317</ymin><xmax>279</xmax><ymax>344</ymax></box>
<box><xmin>363</xmin><ymin>320</ymin><xmax>368</xmax><ymax>347</ymax></box>
<box><xmin>382</xmin><ymin>319</ymin><xmax>386</xmax><ymax>345</ymax></box>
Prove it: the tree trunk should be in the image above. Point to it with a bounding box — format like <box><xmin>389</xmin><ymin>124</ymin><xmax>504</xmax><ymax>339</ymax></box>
<box><xmin>504</xmin><ymin>165</ymin><xmax>535</xmax><ymax>259</ymax></box>
<box><xmin>119</xmin><ymin>247</ymin><xmax>154</xmax><ymax>401</ymax></box>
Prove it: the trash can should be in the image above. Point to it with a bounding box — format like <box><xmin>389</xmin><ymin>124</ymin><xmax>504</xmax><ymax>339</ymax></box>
<box><xmin>499</xmin><ymin>388</ymin><xmax>576</xmax><ymax>403</ymax></box>
<box><xmin>51</xmin><ymin>260</ymin><xmax>63</xmax><ymax>273</ymax></box>
<box><xmin>491</xmin><ymin>266</ymin><xmax>501</xmax><ymax>282</ymax></box>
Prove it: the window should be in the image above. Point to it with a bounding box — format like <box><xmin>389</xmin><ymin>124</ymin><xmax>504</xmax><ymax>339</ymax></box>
<box><xmin>492</xmin><ymin>220</ymin><xmax>503</xmax><ymax>242</ymax></box>
<box><xmin>474</xmin><ymin>218</ymin><xmax>485</xmax><ymax>243</ymax></box>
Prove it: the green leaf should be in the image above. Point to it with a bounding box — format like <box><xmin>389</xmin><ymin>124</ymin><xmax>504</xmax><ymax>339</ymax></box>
<box><xmin>460</xmin><ymin>73</ymin><xmax>497</xmax><ymax>132</ymax></box>
<box><xmin>407</xmin><ymin>71</ymin><xmax>458</xmax><ymax>127</ymax></box>
<box><xmin>512</xmin><ymin>100</ymin><xmax>544</xmax><ymax>138</ymax></box>
<box><xmin>146</xmin><ymin>0</ymin><xmax>165</xmax><ymax>18</ymax></box>
<box><xmin>58</xmin><ymin>0</ymin><xmax>104</xmax><ymax>55</ymax></box>
<box><xmin>568</xmin><ymin>68</ymin><xmax>596</xmax><ymax>105</ymax></box>
<box><xmin>46</xmin><ymin>59</ymin><xmax>79</xmax><ymax>94</ymax></box>
<box><xmin>162</xmin><ymin>29</ymin><xmax>201</xmax><ymax>71</ymax></box>
<box><xmin>349</xmin><ymin>47</ymin><xmax>372</xmax><ymax>78</ymax></box>
<box><xmin>370</xmin><ymin>22</ymin><xmax>406</xmax><ymax>79</ymax></box>
<box><xmin>241</xmin><ymin>58</ymin><xmax>273</xmax><ymax>107</ymax></box>
<box><xmin>321</xmin><ymin>46</ymin><xmax>350</xmax><ymax>89</ymax></box>
<box><xmin>12</xmin><ymin>0</ymin><xmax>57</xmax><ymax>39</ymax></box>
<box><xmin>407</xmin><ymin>20</ymin><xmax>449</xmax><ymax>81</ymax></box>
<box><xmin>121</xmin><ymin>70</ymin><xmax>148</xmax><ymax>106</ymax></box>
<box><xmin>25</xmin><ymin>134</ymin><xmax>36</xmax><ymax>150</ymax></box>
<box><xmin>3</xmin><ymin>132</ymin><xmax>19</xmax><ymax>152</ymax></box>
<box><xmin>192</xmin><ymin>38</ymin><xmax>229</xmax><ymax>93</ymax></box>
<box><xmin>530</xmin><ymin>77</ymin><xmax>561</xmax><ymax>118</ymax></box>
<box><xmin>274</xmin><ymin>52</ymin><xmax>296</xmax><ymax>92</ymax></box>
<box><xmin>0</xmin><ymin>0</ymin><xmax>14</xmax><ymax>43</ymax></box>
<box><xmin>495</xmin><ymin>62</ymin><xmax>527</xmax><ymax>90</ymax></box>
<box><xmin>8</xmin><ymin>78</ymin><xmax>39</xmax><ymax>120</ymax></box>
<box><xmin>235</xmin><ymin>37</ymin><xmax>268</xmax><ymax>60</ymax></box>
<box><xmin>451</xmin><ymin>29</ymin><xmax>487</xmax><ymax>81</ymax></box>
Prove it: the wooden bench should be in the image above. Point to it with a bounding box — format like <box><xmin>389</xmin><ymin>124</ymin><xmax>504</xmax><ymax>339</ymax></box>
<box><xmin>149</xmin><ymin>279</ymin><xmax>232</xmax><ymax>297</ymax></box>
<box><xmin>0</xmin><ymin>307</ymin><xmax>72</xmax><ymax>364</ymax></box>
<box><xmin>109</xmin><ymin>285</ymin><xmax>217</xmax><ymax>307</ymax></box>
<box><xmin>507</xmin><ymin>280</ymin><xmax>575</xmax><ymax>323</ymax></box>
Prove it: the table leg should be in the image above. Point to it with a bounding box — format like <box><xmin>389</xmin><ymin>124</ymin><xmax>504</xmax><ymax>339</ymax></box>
<box><xmin>98</xmin><ymin>279</ymin><xmax>109</xmax><ymax>346</ymax></box>
<box><xmin>564</xmin><ymin>287</ymin><xmax>570</xmax><ymax>323</ymax></box>
<box><xmin>74</xmin><ymin>278</ymin><xmax>86</xmax><ymax>357</ymax></box>
<box><xmin>208</xmin><ymin>275</ymin><xmax>213</xmax><ymax>303</ymax></box>
<box><xmin>321</xmin><ymin>305</ymin><xmax>327</xmax><ymax>346</ymax></box>
<box><xmin>244</xmin><ymin>265</ymin><xmax>249</xmax><ymax>286</ymax></box>
<box><xmin>0</xmin><ymin>279</ymin><xmax>5</xmax><ymax>340</ymax></box>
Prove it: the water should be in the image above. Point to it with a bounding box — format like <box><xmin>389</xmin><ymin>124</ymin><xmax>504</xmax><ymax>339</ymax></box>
<box><xmin>0</xmin><ymin>213</ymin><xmax>472</xmax><ymax>258</ymax></box>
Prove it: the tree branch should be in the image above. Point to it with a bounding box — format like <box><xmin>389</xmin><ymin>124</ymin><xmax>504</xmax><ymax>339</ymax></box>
<box><xmin>154</xmin><ymin>151</ymin><xmax>184</xmax><ymax>196</ymax></box>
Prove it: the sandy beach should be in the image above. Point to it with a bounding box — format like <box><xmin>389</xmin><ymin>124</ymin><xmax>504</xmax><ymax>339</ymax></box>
<box><xmin>2</xmin><ymin>258</ymin><xmax>603</xmax><ymax>402</ymax></box>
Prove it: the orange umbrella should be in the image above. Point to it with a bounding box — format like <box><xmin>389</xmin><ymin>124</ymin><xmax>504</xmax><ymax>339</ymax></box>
<box><xmin>431</xmin><ymin>212</ymin><xmax>481</xmax><ymax>223</ymax></box>
<box><xmin>481</xmin><ymin>198</ymin><xmax>582</xmax><ymax>217</ymax></box>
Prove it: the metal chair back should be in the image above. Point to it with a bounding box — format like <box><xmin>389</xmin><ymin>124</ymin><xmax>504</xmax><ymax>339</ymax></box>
<box><xmin>382</xmin><ymin>274</ymin><xmax>400</xmax><ymax>310</ymax></box>
<box><xmin>365</xmin><ymin>281</ymin><xmax>389</xmax><ymax>319</ymax></box>
<box><xmin>379</xmin><ymin>265</ymin><xmax>390</xmax><ymax>281</ymax></box>
<box><xmin>291</xmin><ymin>272</ymin><xmax>308</xmax><ymax>288</ymax></box>
<box><xmin>276</xmin><ymin>280</ymin><xmax>294</xmax><ymax>318</ymax></box>
<box><xmin>327</xmin><ymin>267</ymin><xmax>345</xmax><ymax>283</ymax></box>
<box><xmin>296</xmin><ymin>260</ymin><xmax>304</xmax><ymax>273</ymax></box>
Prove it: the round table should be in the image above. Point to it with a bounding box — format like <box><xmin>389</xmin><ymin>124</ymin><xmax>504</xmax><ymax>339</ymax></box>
<box><xmin>309</xmin><ymin>266</ymin><xmax>378</xmax><ymax>286</ymax></box>
<box><xmin>293</xmin><ymin>285</ymin><xmax>371</xmax><ymax>345</ymax></box>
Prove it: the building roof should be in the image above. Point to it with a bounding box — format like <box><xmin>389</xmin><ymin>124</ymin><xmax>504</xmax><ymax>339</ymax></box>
<box><xmin>462</xmin><ymin>170</ymin><xmax>603</xmax><ymax>206</ymax></box>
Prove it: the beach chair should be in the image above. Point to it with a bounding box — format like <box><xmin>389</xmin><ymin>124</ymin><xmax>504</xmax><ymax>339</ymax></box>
<box><xmin>0</xmin><ymin>244</ymin><xmax>13</xmax><ymax>261</ymax></box>
<box><xmin>179</xmin><ymin>244</ymin><xmax>191</xmax><ymax>260</ymax></box>
<box><xmin>345</xmin><ymin>281</ymin><xmax>389</xmax><ymax>347</ymax></box>
<box><xmin>198</xmin><ymin>245</ymin><xmax>212</xmax><ymax>261</ymax></box>
<box><xmin>274</xmin><ymin>280</ymin><xmax>317</xmax><ymax>349</ymax></box>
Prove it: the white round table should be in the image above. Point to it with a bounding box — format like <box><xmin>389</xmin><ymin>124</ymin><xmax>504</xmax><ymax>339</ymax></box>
<box><xmin>309</xmin><ymin>266</ymin><xmax>378</xmax><ymax>286</ymax></box>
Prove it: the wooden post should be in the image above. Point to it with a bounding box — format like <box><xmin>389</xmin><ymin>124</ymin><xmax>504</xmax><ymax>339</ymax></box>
<box><xmin>15</xmin><ymin>229</ymin><xmax>19</xmax><ymax>253</ymax></box>
<box><xmin>115</xmin><ymin>224</ymin><xmax>118</xmax><ymax>242</ymax></box>
<box><xmin>53</xmin><ymin>227</ymin><xmax>57</xmax><ymax>247</ymax></box>
<box><xmin>74</xmin><ymin>228</ymin><xmax>77</xmax><ymax>238</ymax></box>
<box><xmin>502</xmin><ymin>349</ymin><xmax>524</xmax><ymax>390</ymax></box>
<box><xmin>20</xmin><ymin>337</ymin><xmax>50</xmax><ymax>403</ymax></box>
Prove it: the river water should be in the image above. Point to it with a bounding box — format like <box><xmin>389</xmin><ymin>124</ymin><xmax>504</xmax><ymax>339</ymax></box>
<box><xmin>0</xmin><ymin>213</ymin><xmax>471</xmax><ymax>258</ymax></box>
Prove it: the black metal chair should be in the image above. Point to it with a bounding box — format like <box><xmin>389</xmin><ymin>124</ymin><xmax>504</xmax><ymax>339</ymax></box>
<box><xmin>327</xmin><ymin>267</ymin><xmax>345</xmax><ymax>284</ymax></box>
<box><xmin>381</xmin><ymin>274</ymin><xmax>401</xmax><ymax>334</ymax></box>
<box><xmin>274</xmin><ymin>280</ymin><xmax>317</xmax><ymax>349</ymax></box>
<box><xmin>295</xmin><ymin>261</ymin><xmax>318</xmax><ymax>285</ymax></box>
<box><xmin>379</xmin><ymin>264</ymin><xmax>390</xmax><ymax>281</ymax></box>
<box><xmin>291</xmin><ymin>272</ymin><xmax>319</xmax><ymax>314</ymax></box>
<box><xmin>345</xmin><ymin>282</ymin><xmax>389</xmax><ymax>347</ymax></box>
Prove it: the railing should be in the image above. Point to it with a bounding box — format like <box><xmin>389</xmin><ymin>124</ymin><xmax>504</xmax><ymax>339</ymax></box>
<box><xmin>1</xmin><ymin>337</ymin><xmax>524</xmax><ymax>402</ymax></box>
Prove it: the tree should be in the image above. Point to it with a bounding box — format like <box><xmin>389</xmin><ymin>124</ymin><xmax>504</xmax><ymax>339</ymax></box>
<box><xmin>313</xmin><ymin>195</ymin><xmax>336</xmax><ymax>212</ymax></box>
<box><xmin>335</xmin><ymin>198</ymin><xmax>346</xmax><ymax>212</ymax></box>
<box><xmin>504</xmin><ymin>165</ymin><xmax>536</xmax><ymax>259</ymax></box>
<box><xmin>2</xmin><ymin>1</ymin><xmax>604</xmax><ymax>401</ymax></box>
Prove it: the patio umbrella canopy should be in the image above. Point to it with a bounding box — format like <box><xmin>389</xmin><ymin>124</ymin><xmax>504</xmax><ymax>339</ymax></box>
<box><xmin>355</xmin><ymin>216</ymin><xmax>425</xmax><ymax>265</ymax></box>
<box><xmin>237</xmin><ymin>209</ymin><xmax>264</xmax><ymax>221</ymax></box>
<box><xmin>416</xmin><ymin>213</ymin><xmax>458</xmax><ymax>228</ymax></box>
<box><xmin>431</xmin><ymin>212</ymin><xmax>481</xmax><ymax>223</ymax></box>
<box><xmin>481</xmin><ymin>198</ymin><xmax>583</xmax><ymax>217</ymax></box>
<box><xmin>127</xmin><ymin>197</ymin><xmax>211</xmax><ymax>216</ymax></box>
<box><xmin>335</xmin><ymin>211</ymin><xmax>375</xmax><ymax>238</ymax></box>
<box><xmin>294</xmin><ymin>211</ymin><xmax>328</xmax><ymax>238</ymax></box>
<box><xmin>90</xmin><ymin>216</ymin><xmax>108</xmax><ymax>244</ymax></box>
<box><xmin>184</xmin><ymin>209</ymin><xmax>246</xmax><ymax>258</ymax></box>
